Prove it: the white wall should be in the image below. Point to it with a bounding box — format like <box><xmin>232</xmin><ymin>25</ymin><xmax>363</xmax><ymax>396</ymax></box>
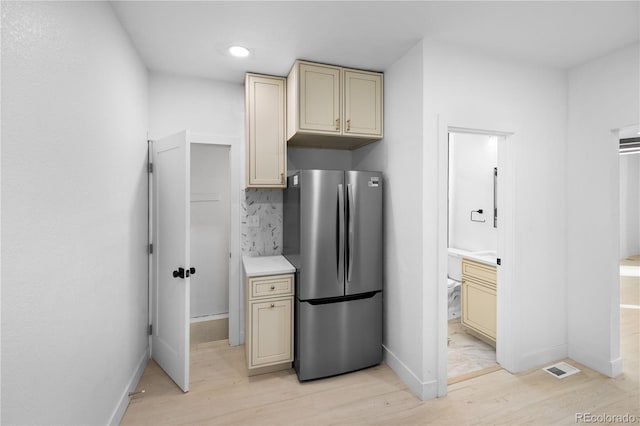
<box><xmin>148</xmin><ymin>72</ymin><xmax>244</xmax><ymax>143</ymax></box>
<box><xmin>620</xmin><ymin>153</ymin><xmax>640</xmax><ymax>259</ymax></box>
<box><xmin>421</xmin><ymin>41</ymin><xmax>568</xmax><ymax>392</ymax></box>
<box><xmin>288</xmin><ymin>147</ymin><xmax>353</xmax><ymax>171</ymax></box>
<box><xmin>449</xmin><ymin>133</ymin><xmax>498</xmax><ymax>251</ymax></box>
<box><xmin>1</xmin><ymin>2</ymin><xmax>149</xmax><ymax>424</ymax></box>
<box><xmin>567</xmin><ymin>43</ymin><xmax>640</xmax><ymax>377</ymax></box>
<box><xmin>357</xmin><ymin>38</ymin><xmax>568</xmax><ymax>400</ymax></box>
<box><xmin>352</xmin><ymin>40</ymin><xmax>427</xmax><ymax>398</ymax></box>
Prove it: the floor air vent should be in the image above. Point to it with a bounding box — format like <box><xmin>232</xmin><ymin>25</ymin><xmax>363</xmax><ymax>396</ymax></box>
<box><xmin>543</xmin><ymin>362</ymin><xmax>580</xmax><ymax>379</ymax></box>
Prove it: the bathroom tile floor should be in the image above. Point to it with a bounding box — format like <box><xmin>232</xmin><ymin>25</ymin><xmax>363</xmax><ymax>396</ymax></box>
<box><xmin>448</xmin><ymin>320</ymin><xmax>497</xmax><ymax>379</ymax></box>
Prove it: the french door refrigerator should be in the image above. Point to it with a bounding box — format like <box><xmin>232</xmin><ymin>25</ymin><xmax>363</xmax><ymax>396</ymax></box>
<box><xmin>283</xmin><ymin>170</ymin><xmax>383</xmax><ymax>381</ymax></box>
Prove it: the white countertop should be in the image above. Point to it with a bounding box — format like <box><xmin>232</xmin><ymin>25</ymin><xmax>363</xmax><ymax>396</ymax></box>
<box><xmin>242</xmin><ymin>255</ymin><xmax>296</xmax><ymax>277</ymax></box>
<box><xmin>449</xmin><ymin>248</ymin><xmax>498</xmax><ymax>267</ymax></box>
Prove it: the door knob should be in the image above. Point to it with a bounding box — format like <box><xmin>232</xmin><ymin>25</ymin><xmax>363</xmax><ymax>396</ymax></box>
<box><xmin>172</xmin><ymin>267</ymin><xmax>195</xmax><ymax>279</ymax></box>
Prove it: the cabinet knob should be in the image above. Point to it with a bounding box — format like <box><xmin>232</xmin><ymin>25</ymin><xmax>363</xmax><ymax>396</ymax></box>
<box><xmin>335</xmin><ymin>118</ymin><xmax>340</xmax><ymax>130</ymax></box>
<box><xmin>270</xmin><ymin>285</ymin><xmax>275</xmax><ymax>290</ymax></box>
<box><xmin>270</xmin><ymin>303</ymin><xmax>275</xmax><ymax>308</ymax></box>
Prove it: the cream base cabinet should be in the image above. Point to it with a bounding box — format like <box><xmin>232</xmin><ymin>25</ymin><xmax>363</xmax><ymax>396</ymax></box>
<box><xmin>287</xmin><ymin>60</ymin><xmax>383</xmax><ymax>150</ymax></box>
<box><xmin>245</xmin><ymin>74</ymin><xmax>286</xmax><ymax>188</ymax></box>
<box><xmin>461</xmin><ymin>258</ymin><xmax>497</xmax><ymax>346</ymax></box>
<box><xmin>245</xmin><ymin>274</ymin><xmax>294</xmax><ymax>375</ymax></box>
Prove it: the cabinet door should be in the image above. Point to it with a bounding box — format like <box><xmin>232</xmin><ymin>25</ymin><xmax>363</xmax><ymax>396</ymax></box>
<box><xmin>245</xmin><ymin>74</ymin><xmax>286</xmax><ymax>188</ymax></box>
<box><xmin>298</xmin><ymin>62</ymin><xmax>341</xmax><ymax>134</ymax></box>
<box><xmin>250</xmin><ymin>298</ymin><xmax>293</xmax><ymax>367</ymax></box>
<box><xmin>462</xmin><ymin>280</ymin><xmax>496</xmax><ymax>340</ymax></box>
<box><xmin>343</xmin><ymin>70</ymin><xmax>383</xmax><ymax>137</ymax></box>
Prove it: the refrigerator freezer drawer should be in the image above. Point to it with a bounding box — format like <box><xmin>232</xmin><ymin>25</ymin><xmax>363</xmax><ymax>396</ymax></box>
<box><xmin>295</xmin><ymin>292</ymin><xmax>382</xmax><ymax>381</ymax></box>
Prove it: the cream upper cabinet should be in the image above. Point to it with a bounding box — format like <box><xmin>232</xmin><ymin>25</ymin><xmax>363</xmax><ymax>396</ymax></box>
<box><xmin>245</xmin><ymin>73</ymin><xmax>286</xmax><ymax>188</ymax></box>
<box><xmin>461</xmin><ymin>258</ymin><xmax>497</xmax><ymax>347</ymax></box>
<box><xmin>287</xmin><ymin>60</ymin><xmax>383</xmax><ymax>150</ymax></box>
<box><xmin>343</xmin><ymin>69</ymin><xmax>383</xmax><ymax>137</ymax></box>
<box><xmin>297</xmin><ymin>62</ymin><xmax>341</xmax><ymax>134</ymax></box>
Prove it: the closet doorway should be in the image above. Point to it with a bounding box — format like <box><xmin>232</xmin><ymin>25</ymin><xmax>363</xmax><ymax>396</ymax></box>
<box><xmin>189</xmin><ymin>143</ymin><xmax>231</xmax><ymax>344</ymax></box>
<box><xmin>149</xmin><ymin>131</ymin><xmax>239</xmax><ymax>392</ymax></box>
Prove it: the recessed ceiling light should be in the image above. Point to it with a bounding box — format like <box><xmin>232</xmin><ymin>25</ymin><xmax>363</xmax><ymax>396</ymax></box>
<box><xmin>229</xmin><ymin>46</ymin><xmax>250</xmax><ymax>58</ymax></box>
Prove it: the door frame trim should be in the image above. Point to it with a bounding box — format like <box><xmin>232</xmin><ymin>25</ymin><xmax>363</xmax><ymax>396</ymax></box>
<box><xmin>436</xmin><ymin>120</ymin><xmax>516</xmax><ymax>397</ymax></box>
<box><xmin>148</xmin><ymin>132</ymin><xmax>242</xmax><ymax>353</ymax></box>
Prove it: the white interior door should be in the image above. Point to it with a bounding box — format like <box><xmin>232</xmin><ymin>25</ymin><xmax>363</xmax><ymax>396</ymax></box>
<box><xmin>151</xmin><ymin>130</ymin><xmax>190</xmax><ymax>392</ymax></box>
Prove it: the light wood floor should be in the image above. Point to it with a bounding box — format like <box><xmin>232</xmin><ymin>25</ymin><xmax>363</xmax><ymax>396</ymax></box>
<box><xmin>123</xmin><ymin>261</ymin><xmax>639</xmax><ymax>425</ymax></box>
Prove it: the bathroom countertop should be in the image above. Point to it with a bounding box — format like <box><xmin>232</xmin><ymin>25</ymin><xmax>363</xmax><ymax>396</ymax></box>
<box><xmin>450</xmin><ymin>248</ymin><xmax>498</xmax><ymax>267</ymax></box>
<box><xmin>464</xmin><ymin>253</ymin><xmax>498</xmax><ymax>267</ymax></box>
<box><xmin>242</xmin><ymin>255</ymin><xmax>296</xmax><ymax>277</ymax></box>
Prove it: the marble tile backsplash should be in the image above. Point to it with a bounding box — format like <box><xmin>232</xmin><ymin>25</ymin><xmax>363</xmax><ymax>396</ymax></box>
<box><xmin>241</xmin><ymin>189</ymin><xmax>283</xmax><ymax>257</ymax></box>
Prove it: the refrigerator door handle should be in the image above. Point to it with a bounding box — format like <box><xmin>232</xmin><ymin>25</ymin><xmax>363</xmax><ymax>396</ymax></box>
<box><xmin>338</xmin><ymin>184</ymin><xmax>345</xmax><ymax>282</ymax></box>
<box><xmin>347</xmin><ymin>183</ymin><xmax>354</xmax><ymax>283</ymax></box>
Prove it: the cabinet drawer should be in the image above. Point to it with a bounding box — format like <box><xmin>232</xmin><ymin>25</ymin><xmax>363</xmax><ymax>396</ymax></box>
<box><xmin>462</xmin><ymin>258</ymin><xmax>496</xmax><ymax>286</ymax></box>
<box><xmin>249</xmin><ymin>274</ymin><xmax>293</xmax><ymax>299</ymax></box>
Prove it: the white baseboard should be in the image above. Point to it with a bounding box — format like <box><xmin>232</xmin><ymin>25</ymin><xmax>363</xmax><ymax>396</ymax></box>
<box><xmin>609</xmin><ymin>357</ymin><xmax>623</xmax><ymax>377</ymax></box>
<box><xmin>190</xmin><ymin>313</ymin><xmax>229</xmax><ymax>323</ymax></box>
<box><xmin>108</xmin><ymin>348</ymin><xmax>150</xmax><ymax>426</ymax></box>
<box><xmin>569</xmin><ymin>344</ymin><xmax>623</xmax><ymax>378</ymax></box>
<box><xmin>382</xmin><ymin>345</ymin><xmax>438</xmax><ymax>401</ymax></box>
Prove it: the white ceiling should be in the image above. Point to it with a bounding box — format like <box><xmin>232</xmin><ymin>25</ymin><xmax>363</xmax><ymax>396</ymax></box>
<box><xmin>111</xmin><ymin>1</ymin><xmax>639</xmax><ymax>83</ymax></box>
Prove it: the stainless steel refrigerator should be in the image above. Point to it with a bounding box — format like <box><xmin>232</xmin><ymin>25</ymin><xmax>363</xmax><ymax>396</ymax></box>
<box><xmin>283</xmin><ymin>170</ymin><xmax>383</xmax><ymax>381</ymax></box>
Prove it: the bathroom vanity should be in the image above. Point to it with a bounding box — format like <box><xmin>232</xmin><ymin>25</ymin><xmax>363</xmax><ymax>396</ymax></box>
<box><xmin>461</xmin><ymin>257</ymin><xmax>497</xmax><ymax>346</ymax></box>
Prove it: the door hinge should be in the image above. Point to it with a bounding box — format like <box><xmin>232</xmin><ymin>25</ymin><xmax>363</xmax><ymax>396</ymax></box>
<box><xmin>148</xmin><ymin>163</ymin><xmax>153</xmax><ymax>173</ymax></box>
<box><xmin>149</xmin><ymin>243</ymin><xmax>153</xmax><ymax>254</ymax></box>
<box><xmin>148</xmin><ymin>324</ymin><xmax>153</xmax><ymax>335</ymax></box>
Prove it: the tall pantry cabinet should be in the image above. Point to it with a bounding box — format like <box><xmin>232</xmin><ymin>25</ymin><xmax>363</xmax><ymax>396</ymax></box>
<box><xmin>244</xmin><ymin>73</ymin><xmax>287</xmax><ymax>188</ymax></box>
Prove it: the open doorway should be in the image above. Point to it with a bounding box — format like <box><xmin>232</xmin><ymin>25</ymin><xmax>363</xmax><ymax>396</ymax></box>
<box><xmin>189</xmin><ymin>143</ymin><xmax>231</xmax><ymax>345</ymax></box>
<box><xmin>619</xmin><ymin>126</ymin><xmax>640</xmax><ymax>261</ymax></box>
<box><xmin>437</xmin><ymin>124</ymin><xmax>516</xmax><ymax>394</ymax></box>
<box><xmin>446</xmin><ymin>131</ymin><xmax>500</xmax><ymax>382</ymax></box>
<box><xmin>618</xmin><ymin>124</ymin><xmax>640</xmax><ymax>376</ymax></box>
